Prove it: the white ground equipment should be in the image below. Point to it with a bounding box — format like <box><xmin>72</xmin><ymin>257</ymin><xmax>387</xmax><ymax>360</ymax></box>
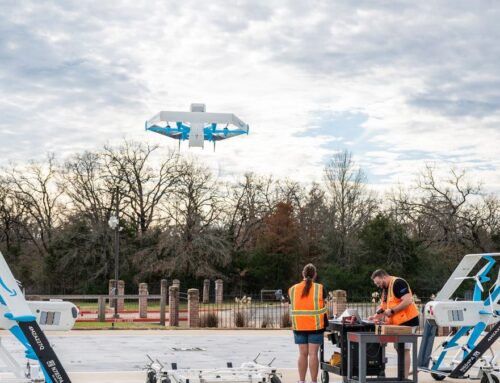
<box><xmin>0</xmin><ymin>251</ymin><xmax>78</xmax><ymax>383</ymax></box>
<box><xmin>144</xmin><ymin>354</ymin><xmax>282</xmax><ymax>383</ymax></box>
<box><xmin>418</xmin><ymin>253</ymin><xmax>500</xmax><ymax>383</ymax></box>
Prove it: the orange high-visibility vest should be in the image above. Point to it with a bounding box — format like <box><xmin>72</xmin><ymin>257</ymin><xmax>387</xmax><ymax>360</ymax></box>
<box><xmin>288</xmin><ymin>281</ymin><xmax>327</xmax><ymax>331</ymax></box>
<box><xmin>379</xmin><ymin>276</ymin><xmax>419</xmax><ymax>325</ymax></box>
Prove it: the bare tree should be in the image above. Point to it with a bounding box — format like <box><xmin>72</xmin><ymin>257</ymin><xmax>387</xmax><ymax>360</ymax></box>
<box><xmin>224</xmin><ymin>173</ymin><xmax>276</xmax><ymax>251</ymax></box>
<box><xmin>296</xmin><ymin>182</ymin><xmax>329</xmax><ymax>264</ymax></box>
<box><xmin>6</xmin><ymin>154</ymin><xmax>64</xmax><ymax>257</ymax></box>
<box><xmin>61</xmin><ymin>151</ymin><xmax>115</xmax><ymax>223</ymax></box>
<box><xmin>103</xmin><ymin>140</ymin><xmax>181</xmax><ymax>237</ymax></box>
<box><xmin>390</xmin><ymin>164</ymin><xmax>482</xmax><ymax>253</ymax></box>
<box><xmin>481</xmin><ymin>196</ymin><xmax>500</xmax><ymax>239</ymax></box>
<box><xmin>276</xmin><ymin>179</ymin><xmax>306</xmax><ymax>211</ymax></box>
<box><xmin>323</xmin><ymin>150</ymin><xmax>378</xmax><ymax>266</ymax></box>
<box><xmin>150</xmin><ymin>159</ymin><xmax>231</xmax><ymax>278</ymax></box>
<box><xmin>457</xmin><ymin>194</ymin><xmax>500</xmax><ymax>252</ymax></box>
<box><xmin>0</xmin><ymin>175</ymin><xmax>27</xmax><ymax>254</ymax></box>
<box><xmin>59</xmin><ymin>150</ymin><xmax>119</xmax><ymax>281</ymax></box>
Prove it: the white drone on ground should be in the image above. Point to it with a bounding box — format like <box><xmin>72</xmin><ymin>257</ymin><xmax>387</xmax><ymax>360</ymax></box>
<box><xmin>0</xmin><ymin>252</ymin><xmax>77</xmax><ymax>382</ymax></box>
<box><xmin>418</xmin><ymin>253</ymin><xmax>500</xmax><ymax>383</ymax></box>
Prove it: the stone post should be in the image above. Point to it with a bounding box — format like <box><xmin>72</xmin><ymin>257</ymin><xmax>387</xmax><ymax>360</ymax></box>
<box><xmin>97</xmin><ymin>296</ymin><xmax>106</xmax><ymax>322</ymax></box>
<box><xmin>108</xmin><ymin>279</ymin><xmax>125</xmax><ymax>312</ymax></box>
<box><xmin>203</xmin><ymin>279</ymin><xmax>210</xmax><ymax>304</ymax></box>
<box><xmin>438</xmin><ymin>326</ymin><xmax>451</xmax><ymax>336</ymax></box>
<box><xmin>109</xmin><ymin>279</ymin><xmax>116</xmax><ymax>308</ymax></box>
<box><xmin>139</xmin><ymin>283</ymin><xmax>149</xmax><ymax>319</ymax></box>
<box><xmin>160</xmin><ymin>279</ymin><xmax>168</xmax><ymax>326</ymax></box>
<box><xmin>215</xmin><ymin>279</ymin><xmax>223</xmax><ymax>304</ymax></box>
<box><xmin>188</xmin><ymin>288</ymin><xmax>200</xmax><ymax>328</ymax></box>
<box><xmin>172</xmin><ymin>279</ymin><xmax>180</xmax><ymax>290</ymax></box>
<box><xmin>117</xmin><ymin>280</ymin><xmax>125</xmax><ymax>312</ymax></box>
<box><xmin>330</xmin><ymin>290</ymin><xmax>347</xmax><ymax>318</ymax></box>
<box><xmin>169</xmin><ymin>286</ymin><xmax>179</xmax><ymax>326</ymax></box>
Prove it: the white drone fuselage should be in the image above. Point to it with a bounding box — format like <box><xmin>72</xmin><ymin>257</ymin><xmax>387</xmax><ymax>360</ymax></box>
<box><xmin>0</xmin><ymin>300</ymin><xmax>78</xmax><ymax>331</ymax></box>
<box><xmin>0</xmin><ymin>251</ymin><xmax>78</xmax><ymax>382</ymax></box>
<box><xmin>424</xmin><ymin>300</ymin><xmax>500</xmax><ymax>327</ymax></box>
<box><xmin>423</xmin><ymin>253</ymin><xmax>500</xmax><ymax>327</ymax></box>
<box><xmin>0</xmin><ymin>253</ymin><xmax>78</xmax><ymax>332</ymax></box>
<box><xmin>146</xmin><ymin>103</ymin><xmax>249</xmax><ymax>149</ymax></box>
<box><xmin>417</xmin><ymin>253</ymin><xmax>500</xmax><ymax>380</ymax></box>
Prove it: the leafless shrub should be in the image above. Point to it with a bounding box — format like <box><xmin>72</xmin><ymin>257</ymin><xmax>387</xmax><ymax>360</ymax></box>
<box><xmin>234</xmin><ymin>310</ymin><xmax>248</xmax><ymax>327</ymax></box>
<box><xmin>200</xmin><ymin>312</ymin><xmax>219</xmax><ymax>328</ymax></box>
<box><xmin>261</xmin><ymin>314</ymin><xmax>274</xmax><ymax>328</ymax></box>
<box><xmin>281</xmin><ymin>311</ymin><xmax>291</xmax><ymax>328</ymax></box>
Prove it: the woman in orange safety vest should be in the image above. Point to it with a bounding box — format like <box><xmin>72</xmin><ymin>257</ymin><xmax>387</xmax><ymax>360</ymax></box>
<box><xmin>288</xmin><ymin>264</ymin><xmax>327</xmax><ymax>383</ymax></box>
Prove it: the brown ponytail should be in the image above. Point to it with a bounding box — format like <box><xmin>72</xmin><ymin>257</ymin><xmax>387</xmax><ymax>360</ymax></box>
<box><xmin>301</xmin><ymin>263</ymin><xmax>317</xmax><ymax>297</ymax></box>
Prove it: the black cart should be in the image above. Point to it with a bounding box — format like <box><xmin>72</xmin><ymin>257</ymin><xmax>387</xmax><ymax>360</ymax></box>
<box><xmin>347</xmin><ymin>332</ymin><xmax>419</xmax><ymax>383</ymax></box>
<box><xmin>320</xmin><ymin>320</ymin><xmax>386</xmax><ymax>383</ymax></box>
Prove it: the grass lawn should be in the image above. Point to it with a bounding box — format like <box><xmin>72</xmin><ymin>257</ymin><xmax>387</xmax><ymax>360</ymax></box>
<box><xmin>75</xmin><ymin>301</ymin><xmax>176</xmax><ymax>311</ymax></box>
<box><xmin>73</xmin><ymin>301</ymin><xmax>284</xmax><ymax>311</ymax></box>
<box><xmin>74</xmin><ymin>321</ymin><xmax>168</xmax><ymax>330</ymax></box>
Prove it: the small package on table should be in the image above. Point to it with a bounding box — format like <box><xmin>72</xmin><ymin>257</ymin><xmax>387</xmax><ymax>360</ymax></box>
<box><xmin>376</xmin><ymin>325</ymin><xmax>413</xmax><ymax>335</ymax></box>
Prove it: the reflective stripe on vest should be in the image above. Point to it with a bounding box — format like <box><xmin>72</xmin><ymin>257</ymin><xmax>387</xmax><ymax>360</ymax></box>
<box><xmin>314</xmin><ymin>283</ymin><xmax>319</xmax><ymax>329</ymax></box>
<box><xmin>290</xmin><ymin>285</ymin><xmax>298</xmax><ymax>329</ymax></box>
<box><xmin>290</xmin><ymin>307</ymin><xmax>328</xmax><ymax>316</ymax></box>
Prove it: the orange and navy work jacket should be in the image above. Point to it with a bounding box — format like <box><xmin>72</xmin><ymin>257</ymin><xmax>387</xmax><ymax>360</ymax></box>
<box><xmin>379</xmin><ymin>276</ymin><xmax>419</xmax><ymax>325</ymax></box>
<box><xmin>288</xmin><ymin>281</ymin><xmax>327</xmax><ymax>331</ymax></box>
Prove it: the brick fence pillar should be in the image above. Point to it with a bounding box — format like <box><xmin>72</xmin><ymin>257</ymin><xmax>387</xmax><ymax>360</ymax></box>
<box><xmin>438</xmin><ymin>326</ymin><xmax>451</xmax><ymax>336</ymax></box>
<box><xmin>117</xmin><ymin>280</ymin><xmax>125</xmax><ymax>312</ymax></box>
<box><xmin>330</xmin><ymin>290</ymin><xmax>347</xmax><ymax>318</ymax></box>
<box><xmin>188</xmin><ymin>288</ymin><xmax>200</xmax><ymax>328</ymax></box>
<box><xmin>109</xmin><ymin>279</ymin><xmax>116</xmax><ymax>308</ymax></box>
<box><xmin>169</xmin><ymin>286</ymin><xmax>179</xmax><ymax>326</ymax></box>
<box><xmin>215</xmin><ymin>279</ymin><xmax>223</xmax><ymax>304</ymax></box>
<box><xmin>203</xmin><ymin>279</ymin><xmax>210</xmax><ymax>304</ymax></box>
<box><xmin>139</xmin><ymin>283</ymin><xmax>149</xmax><ymax>318</ymax></box>
<box><xmin>109</xmin><ymin>279</ymin><xmax>125</xmax><ymax>312</ymax></box>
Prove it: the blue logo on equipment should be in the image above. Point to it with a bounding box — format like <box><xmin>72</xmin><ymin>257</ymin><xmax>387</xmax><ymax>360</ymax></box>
<box><xmin>0</xmin><ymin>277</ymin><xmax>17</xmax><ymax>297</ymax></box>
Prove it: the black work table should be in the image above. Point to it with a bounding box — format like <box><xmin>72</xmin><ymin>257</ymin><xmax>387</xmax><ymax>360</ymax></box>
<box><xmin>347</xmin><ymin>332</ymin><xmax>419</xmax><ymax>383</ymax></box>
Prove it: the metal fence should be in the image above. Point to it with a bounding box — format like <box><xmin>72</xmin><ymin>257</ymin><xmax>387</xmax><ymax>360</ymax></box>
<box><xmin>26</xmin><ymin>294</ymin><xmax>431</xmax><ymax>330</ymax></box>
<box><xmin>198</xmin><ymin>299</ymin><xmax>290</xmax><ymax>329</ymax></box>
<box><xmin>27</xmin><ymin>294</ymin><xmax>163</xmax><ymax>324</ymax></box>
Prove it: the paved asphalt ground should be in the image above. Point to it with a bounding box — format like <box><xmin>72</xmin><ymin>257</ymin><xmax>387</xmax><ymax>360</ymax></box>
<box><xmin>0</xmin><ymin>329</ymin><xmax>494</xmax><ymax>383</ymax></box>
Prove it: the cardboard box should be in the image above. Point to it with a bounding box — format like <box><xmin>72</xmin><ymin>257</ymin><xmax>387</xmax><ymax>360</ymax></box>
<box><xmin>376</xmin><ymin>325</ymin><xmax>413</xmax><ymax>335</ymax></box>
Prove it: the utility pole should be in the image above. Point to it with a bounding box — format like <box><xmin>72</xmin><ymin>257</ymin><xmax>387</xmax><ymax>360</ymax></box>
<box><xmin>108</xmin><ymin>186</ymin><xmax>120</xmax><ymax>319</ymax></box>
<box><xmin>114</xmin><ymin>186</ymin><xmax>119</xmax><ymax>318</ymax></box>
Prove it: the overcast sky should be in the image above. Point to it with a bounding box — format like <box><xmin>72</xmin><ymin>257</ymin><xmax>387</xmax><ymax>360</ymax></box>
<box><xmin>1</xmin><ymin>1</ymin><xmax>499</xmax><ymax>191</ymax></box>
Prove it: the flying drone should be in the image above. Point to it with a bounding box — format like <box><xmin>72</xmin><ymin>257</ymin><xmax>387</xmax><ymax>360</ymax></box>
<box><xmin>145</xmin><ymin>103</ymin><xmax>249</xmax><ymax>150</ymax></box>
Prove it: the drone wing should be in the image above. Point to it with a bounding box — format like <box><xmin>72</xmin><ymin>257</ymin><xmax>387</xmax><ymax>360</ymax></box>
<box><xmin>146</xmin><ymin>125</ymin><xmax>184</xmax><ymax>140</ymax></box>
<box><xmin>145</xmin><ymin>108</ymin><xmax>249</xmax><ymax>149</ymax></box>
<box><xmin>212</xmin><ymin>132</ymin><xmax>243</xmax><ymax>141</ymax></box>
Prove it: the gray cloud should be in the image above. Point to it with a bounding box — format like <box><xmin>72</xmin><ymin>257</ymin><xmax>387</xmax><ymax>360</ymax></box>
<box><xmin>410</xmin><ymin>96</ymin><xmax>500</xmax><ymax>117</ymax></box>
<box><xmin>254</xmin><ymin>2</ymin><xmax>500</xmax><ymax>119</ymax></box>
<box><xmin>0</xmin><ymin>2</ymin><xmax>145</xmax><ymax>107</ymax></box>
<box><xmin>254</xmin><ymin>2</ymin><xmax>500</xmax><ymax>74</ymax></box>
<box><xmin>0</xmin><ymin>0</ymin><xmax>499</xmax><ymax>191</ymax></box>
<box><xmin>0</xmin><ymin>1</ymin><xmax>150</xmax><ymax>160</ymax></box>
